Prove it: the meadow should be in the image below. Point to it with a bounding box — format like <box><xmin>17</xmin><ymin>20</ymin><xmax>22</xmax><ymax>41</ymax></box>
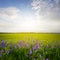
<box><xmin>0</xmin><ymin>33</ymin><xmax>60</xmax><ymax>60</ymax></box>
<box><xmin>0</xmin><ymin>33</ymin><xmax>60</xmax><ymax>44</ymax></box>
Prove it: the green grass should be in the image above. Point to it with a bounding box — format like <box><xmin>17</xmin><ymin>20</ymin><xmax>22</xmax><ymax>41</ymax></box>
<box><xmin>0</xmin><ymin>39</ymin><xmax>60</xmax><ymax>60</ymax></box>
<box><xmin>0</xmin><ymin>33</ymin><xmax>60</xmax><ymax>60</ymax></box>
<box><xmin>0</xmin><ymin>33</ymin><xmax>60</xmax><ymax>45</ymax></box>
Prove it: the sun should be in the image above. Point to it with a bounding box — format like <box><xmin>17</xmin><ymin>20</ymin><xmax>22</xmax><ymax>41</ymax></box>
<box><xmin>21</xmin><ymin>20</ymin><xmax>36</xmax><ymax>32</ymax></box>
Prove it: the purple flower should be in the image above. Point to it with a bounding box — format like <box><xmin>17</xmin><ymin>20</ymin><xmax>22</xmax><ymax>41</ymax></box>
<box><xmin>29</xmin><ymin>49</ymin><xmax>32</xmax><ymax>54</ymax></box>
<box><xmin>33</xmin><ymin>44</ymin><xmax>40</xmax><ymax>50</ymax></box>
<box><xmin>1</xmin><ymin>40</ymin><xmax>5</xmax><ymax>47</ymax></box>
<box><xmin>1</xmin><ymin>50</ymin><xmax>4</xmax><ymax>53</ymax></box>
<box><xmin>7</xmin><ymin>50</ymin><xmax>11</xmax><ymax>54</ymax></box>
<box><xmin>46</xmin><ymin>58</ymin><xmax>49</xmax><ymax>60</ymax></box>
<box><xmin>19</xmin><ymin>41</ymin><xmax>24</xmax><ymax>47</ymax></box>
<box><xmin>25</xmin><ymin>43</ymin><xmax>30</xmax><ymax>48</ymax></box>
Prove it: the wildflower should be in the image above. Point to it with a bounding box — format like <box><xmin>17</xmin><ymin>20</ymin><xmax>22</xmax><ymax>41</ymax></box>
<box><xmin>1</xmin><ymin>40</ymin><xmax>5</xmax><ymax>47</ymax></box>
<box><xmin>25</xmin><ymin>43</ymin><xmax>30</xmax><ymax>48</ymax></box>
<box><xmin>1</xmin><ymin>50</ymin><xmax>4</xmax><ymax>53</ymax></box>
<box><xmin>46</xmin><ymin>58</ymin><xmax>49</xmax><ymax>60</ymax></box>
<box><xmin>29</xmin><ymin>49</ymin><xmax>32</xmax><ymax>54</ymax></box>
<box><xmin>33</xmin><ymin>44</ymin><xmax>40</xmax><ymax>50</ymax></box>
<box><xmin>7</xmin><ymin>50</ymin><xmax>11</xmax><ymax>54</ymax></box>
<box><xmin>19</xmin><ymin>41</ymin><xmax>24</xmax><ymax>47</ymax></box>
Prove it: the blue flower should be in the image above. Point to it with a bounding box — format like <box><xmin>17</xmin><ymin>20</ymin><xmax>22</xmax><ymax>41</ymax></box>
<box><xmin>1</xmin><ymin>40</ymin><xmax>5</xmax><ymax>47</ymax></box>
<box><xmin>7</xmin><ymin>50</ymin><xmax>11</xmax><ymax>54</ymax></box>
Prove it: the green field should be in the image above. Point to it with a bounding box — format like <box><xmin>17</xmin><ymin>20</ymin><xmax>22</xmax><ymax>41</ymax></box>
<box><xmin>0</xmin><ymin>33</ymin><xmax>60</xmax><ymax>45</ymax></box>
<box><xmin>0</xmin><ymin>33</ymin><xmax>60</xmax><ymax>60</ymax></box>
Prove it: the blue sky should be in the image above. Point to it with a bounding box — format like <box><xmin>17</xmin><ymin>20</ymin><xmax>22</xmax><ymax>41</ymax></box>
<box><xmin>0</xmin><ymin>0</ymin><xmax>33</xmax><ymax>13</ymax></box>
<box><xmin>0</xmin><ymin>0</ymin><xmax>60</xmax><ymax>32</ymax></box>
<box><xmin>0</xmin><ymin>0</ymin><xmax>31</xmax><ymax>7</ymax></box>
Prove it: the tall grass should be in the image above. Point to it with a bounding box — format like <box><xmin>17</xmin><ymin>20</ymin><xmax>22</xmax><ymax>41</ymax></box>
<box><xmin>0</xmin><ymin>40</ymin><xmax>60</xmax><ymax>60</ymax></box>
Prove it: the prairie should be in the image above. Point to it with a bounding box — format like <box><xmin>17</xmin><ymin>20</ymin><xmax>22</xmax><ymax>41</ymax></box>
<box><xmin>0</xmin><ymin>33</ymin><xmax>60</xmax><ymax>45</ymax></box>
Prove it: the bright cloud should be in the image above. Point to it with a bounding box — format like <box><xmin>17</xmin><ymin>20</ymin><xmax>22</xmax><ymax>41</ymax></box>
<box><xmin>0</xmin><ymin>7</ymin><xmax>36</xmax><ymax>32</ymax></box>
<box><xmin>0</xmin><ymin>7</ymin><xmax>20</xmax><ymax>20</ymax></box>
<box><xmin>31</xmin><ymin>0</ymin><xmax>60</xmax><ymax>20</ymax></box>
<box><xmin>0</xmin><ymin>0</ymin><xmax>60</xmax><ymax>32</ymax></box>
<box><xmin>0</xmin><ymin>7</ymin><xmax>20</xmax><ymax>32</ymax></box>
<box><xmin>31</xmin><ymin>0</ymin><xmax>60</xmax><ymax>32</ymax></box>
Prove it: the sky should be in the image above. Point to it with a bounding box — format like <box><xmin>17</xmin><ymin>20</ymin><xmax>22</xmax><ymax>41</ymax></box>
<box><xmin>0</xmin><ymin>0</ymin><xmax>60</xmax><ymax>33</ymax></box>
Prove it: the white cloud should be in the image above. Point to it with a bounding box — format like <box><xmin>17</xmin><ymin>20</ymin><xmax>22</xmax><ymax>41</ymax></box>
<box><xmin>31</xmin><ymin>0</ymin><xmax>60</xmax><ymax>20</ymax></box>
<box><xmin>0</xmin><ymin>7</ymin><xmax>21</xmax><ymax>32</ymax></box>
<box><xmin>0</xmin><ymin>7</ymin><xmax>36</xmax><ymax>32</ymax></box>
<box><xmin>0</xmin><ymin>7</ymin><xmax>20</xmax><ymax>20</ymax></box>
<box><xmin>0</xmin><ymin>3</ymin><xmax>60</xmax><ymax>33</ymax></box>
<box><xmin>31</xmin><ymin>0</ymin><xmax>60</xmax><ymax>33</ymax></box>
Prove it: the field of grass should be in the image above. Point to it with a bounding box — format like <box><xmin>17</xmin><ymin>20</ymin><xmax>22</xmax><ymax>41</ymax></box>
<box><xmin>0</xmin><ymin>33</ymin><xmax>60</xmax><ymax>44</ymax></box>
<box><xmin>0</xmin><ymin>33</ymin><xmax>60</xmax><ymax>60</ymax></box>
